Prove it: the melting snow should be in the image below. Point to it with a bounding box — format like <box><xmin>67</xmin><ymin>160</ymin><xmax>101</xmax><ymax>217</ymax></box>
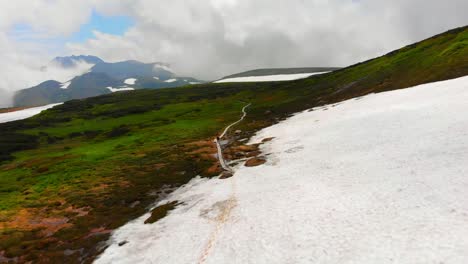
<box><xmin>215</xmin><ymin>72</ymin><xmax>328</xmax><ymax>83</ymax></box>
<box><xmin>0</xmin><ymin>103</ymin><xmax>62</xmax><ymax>124</ymax></box>
<box><xmin>96</xmin><ymin>76</ymin><xmax>468</xmax><ymax>264</ymax></box>
<box><xmin>60</xmin><ymin>81</ymin><xmax>71</xmax><ymax>89</ymax></box>
<box><xmin>165</xmin><ymin>78</ymin><xmax>177</xmax><ymax>83</ymax></box>
<box><xmin>124</xmin><ymin>78</ymin><xmax>137</xmax><ymax>85</ymax></box>
<box><xmin>107</xmin><ymin>87</ymin><xmax>135</xmax><ymax>93</ymax></box>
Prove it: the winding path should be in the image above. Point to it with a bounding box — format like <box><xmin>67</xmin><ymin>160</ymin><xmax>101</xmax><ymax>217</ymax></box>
<box><xmin>198</xmin><ymin>103</ymin><xmax>250</xmax><ymax>264</ymax></box>
<box><xmin>214</xmin><ymin>103</ymin><xmax>251</xmax><ymax>172</ymax></box>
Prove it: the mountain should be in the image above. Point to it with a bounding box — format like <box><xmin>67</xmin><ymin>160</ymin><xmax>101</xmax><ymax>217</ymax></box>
<box><xmin>13</xmin><ymin>73</ymin><xmax>118</xmax><ymax>107</ymax></box>
<box><xmin>215</xmin><ymin>67</ymin><xmax>340</xmax><ymax>83</ymax></box>
<box><xmin>90</xmin><ymin>60</ymin><xmax>173</xmax><ymax>80</ymax></box>
<box><xmin>67</xmin><ymin>72</ymin><xmax>118</xmax><ymax>99</ymax></box>
<box><xmin>0</xmin><ymin>26</ymin><xmax>467</xmax><ymax>263</ymax></box>
<box><xmin>13</xmin><ymin>80</ymin><xmax>65</xmax><ymax>107</ymax></box>
<box><xmin>223</xmin><ymin>67</ymin><xmax>340</xmax><ymax>78</ymax></box>
<box><xmin>51</xmin><ymin>55</ymin><xmax>104</xmax><ymax>68</ymax></box>
<box><xmin>14</xmin><ymin>58</ymin><xmax>204</xmax><ymax>107</ymax></box>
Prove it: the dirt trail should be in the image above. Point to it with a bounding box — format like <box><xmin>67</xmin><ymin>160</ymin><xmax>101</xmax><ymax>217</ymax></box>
<box><xmin>198</xmin><ymin>103</ymin><xmax>250</xmax><ymax>264</ymax></box>
<box><xmin>214</xmin><ymin>103</ymin><xmax>251</xmax><ymax>172</ymax></box>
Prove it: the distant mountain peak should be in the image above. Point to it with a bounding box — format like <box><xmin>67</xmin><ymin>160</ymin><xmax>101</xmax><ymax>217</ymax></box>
<box><xmin>14</xmin><ymin>57</ymin><xmax>204</xmax><ymax>107</ymax></box>
<box><xmin>90</xmin><ymin>60</ymin><xmax>174</xmax><ymax>80</ymax></box>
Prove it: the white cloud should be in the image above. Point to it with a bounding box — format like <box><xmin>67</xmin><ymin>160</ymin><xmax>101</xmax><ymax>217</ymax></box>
<box><xmin>65</xmin><ymin>0</ymin><xmax>468</xmax><ymax>80</ymax></box>
<box><xmin>0</xmin><ymin>31</ymin><xmax>94</xmax><ymax>107</ymax></box>
<box><xmin>0</xmin><ymin>0</ymin><xmax>111</xmax><ymax>107</ymax></box>
<box><xmin>0</xmin><ymin>0</ymin><xmax>467</xmax><ymax>107</ymax></box>
<box><xmin>0</xmin><ymin>0</ymin><xmax>94</xmax><ymax>36</ymax></box>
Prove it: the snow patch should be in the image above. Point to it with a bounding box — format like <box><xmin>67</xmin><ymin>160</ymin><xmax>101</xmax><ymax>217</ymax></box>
<box><xmin>153</xmin><ymin>77</ymin><xmax>160</xmax><ymax>80</ymax></box>
<box><xmin>96</xmin><ymin>76</ymin><xmax>468</xmax><ymax>264</ymax></box>
<box><xmin>124</xmin><ymin>78</ymin><xmax>137</xmax><ymax>85</ymax></box>
<box><xmin>215</xmin><ymin>72</ymin><xmax>328</xmax><ymax>83</ymax></box>
<box><xmin>165</xmin><ymin>78</ymin><xmax>177</xmax><ymax>83</ymax></box>
<box><xmin>154</xmin><ymin>64</ymin><xmax>173</xmax><ymax>72</ymax></box>
<box><xmin>60</xmin><ymin>81</ymin><xmax>71</xmax><ymax>89</ymax></box>
<box><xmin>0</xmin><ymin>103</ymin><xmax>62</xmax><ymax>124</ymax></box>
<box><xmin>106</xmin><ymin>87</ymin><xmax>135</xmax><ymax>93</ymax></box>
<box><xmin>189</xmin><ymin>82</ymin><xmax>201</xmax><ymax>85</ymax></box>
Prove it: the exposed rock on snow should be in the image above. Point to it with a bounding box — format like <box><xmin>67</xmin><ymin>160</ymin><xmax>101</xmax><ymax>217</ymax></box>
<box><xmin>96</xmin><ymin>76</ymin><xmax>468</xmax><ymax>264</ymax></box>
<box><xmin>219</xmin><ymin>171</ymin><xmax>234</xmax><ymax>179</ymax></box>
<box><xmin>244</xmin><ymin>157</ymin><xmax>267</xmax><ymax>167</ymax></box>
<box><xmin>144</xmin><ymin>201</ymin><xmax>180</xmax><ymax>224</ymax></box>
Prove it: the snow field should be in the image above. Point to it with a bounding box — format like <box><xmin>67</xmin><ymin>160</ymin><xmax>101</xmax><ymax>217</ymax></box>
<box><xmin>96</xmin><ymin>76</ymin><xmax>468</xmax><ymax>264</ymax></box>
<box><xmin>0</xmin><ymin>103</ymin><xmax>62</xmax><ymax>123</ymax></box>
<box><xmin>215</xmin><ymin>72</ymin><xmax>328</xmax><ymax>83</ymax></box>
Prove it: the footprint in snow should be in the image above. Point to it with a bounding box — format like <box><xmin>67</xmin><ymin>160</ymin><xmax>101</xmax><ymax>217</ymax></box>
<box><xmin>285</xmin><ymin>146</ymin><xmax>304</xmax><ymax>154</ymax></box>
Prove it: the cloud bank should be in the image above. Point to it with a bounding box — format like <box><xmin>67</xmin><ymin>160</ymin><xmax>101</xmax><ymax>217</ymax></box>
<box><xmin>67</xmin><ymin>0</ymin><xmax>468</xmax><ymax>80</ymax></box>
<box><xmin>0</xmin><ymin>0</ymin><xmax>467</xmax><ymax>106</ymax></box>
<box><xmin>0</xmin><ymin>35</ymin><xmax>93</xmax><ymax>107</ymax></box>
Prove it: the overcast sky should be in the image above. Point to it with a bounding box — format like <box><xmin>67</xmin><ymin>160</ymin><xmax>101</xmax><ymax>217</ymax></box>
<box><xmin>0</xmin><ymin>0</ymin><xmax>467</xmax><ymax>106</ymax></box>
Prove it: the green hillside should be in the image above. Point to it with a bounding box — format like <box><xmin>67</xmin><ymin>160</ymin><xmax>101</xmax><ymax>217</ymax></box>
<box><xmin>0</xmin><ymin>26</ymin><xmax>467</xmax><ymax>263</ymax></box>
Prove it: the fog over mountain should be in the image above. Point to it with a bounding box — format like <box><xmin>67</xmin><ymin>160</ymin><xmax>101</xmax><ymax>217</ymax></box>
<box><xmin>0</xmin><ymin>52</ymin><xmax>94</xmax><ymax>107</ymax></box>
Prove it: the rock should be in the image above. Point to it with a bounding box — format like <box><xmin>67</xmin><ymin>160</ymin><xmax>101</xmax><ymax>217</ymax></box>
<box><xmin>234</xmin><ymin>152</ymin><xmax>246</xmax><ymax>158</ymax></box>
<box><xmin>144</xmin><ymin>201</ymin><xmax>179</xmax><ymax>224</ymax></box>
<box><xmin>261</xmin><ymin>137</ymin><xmax>275</xmax><ymax>143</ymax></box>
<box><xmin>245</xmin><ymin>157</ymin><xmax>266</xmax><ymax>167</ymax></box>
<box><xmin>246</xmin><ymin>151</ymin><xmax>261</xmax><ymax>158</ymax></box>
<box><xmin>118</xmin><ymin>241</ymin><xmax>128</xmax><ymax>247</ymax></box>
<box><xmin>236</xmin><ymin>144</ymin><xmax>258</xmax><ymax>152</ymax></box>
<box><xmin>219</xmin><ymin>171</ymin><xmax>233</xmax><ymax>179</ymax></box>
<box><xmin>235</xmin><ymin>130</ymin><xmax>242</xmax><ymax>134</ymax></box>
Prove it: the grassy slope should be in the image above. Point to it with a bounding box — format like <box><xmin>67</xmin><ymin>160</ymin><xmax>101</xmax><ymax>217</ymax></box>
<box><xmin>0</xmin><ymin>26</ymin><xmax>467</xmax><ymax>263</ymax></box>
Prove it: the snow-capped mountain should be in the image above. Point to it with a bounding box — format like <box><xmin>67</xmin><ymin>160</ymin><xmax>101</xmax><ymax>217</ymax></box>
<box><xmin>14</xmin><ymin>56</ymin><xmax>204</xmax><ymax>107</ymax></box>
